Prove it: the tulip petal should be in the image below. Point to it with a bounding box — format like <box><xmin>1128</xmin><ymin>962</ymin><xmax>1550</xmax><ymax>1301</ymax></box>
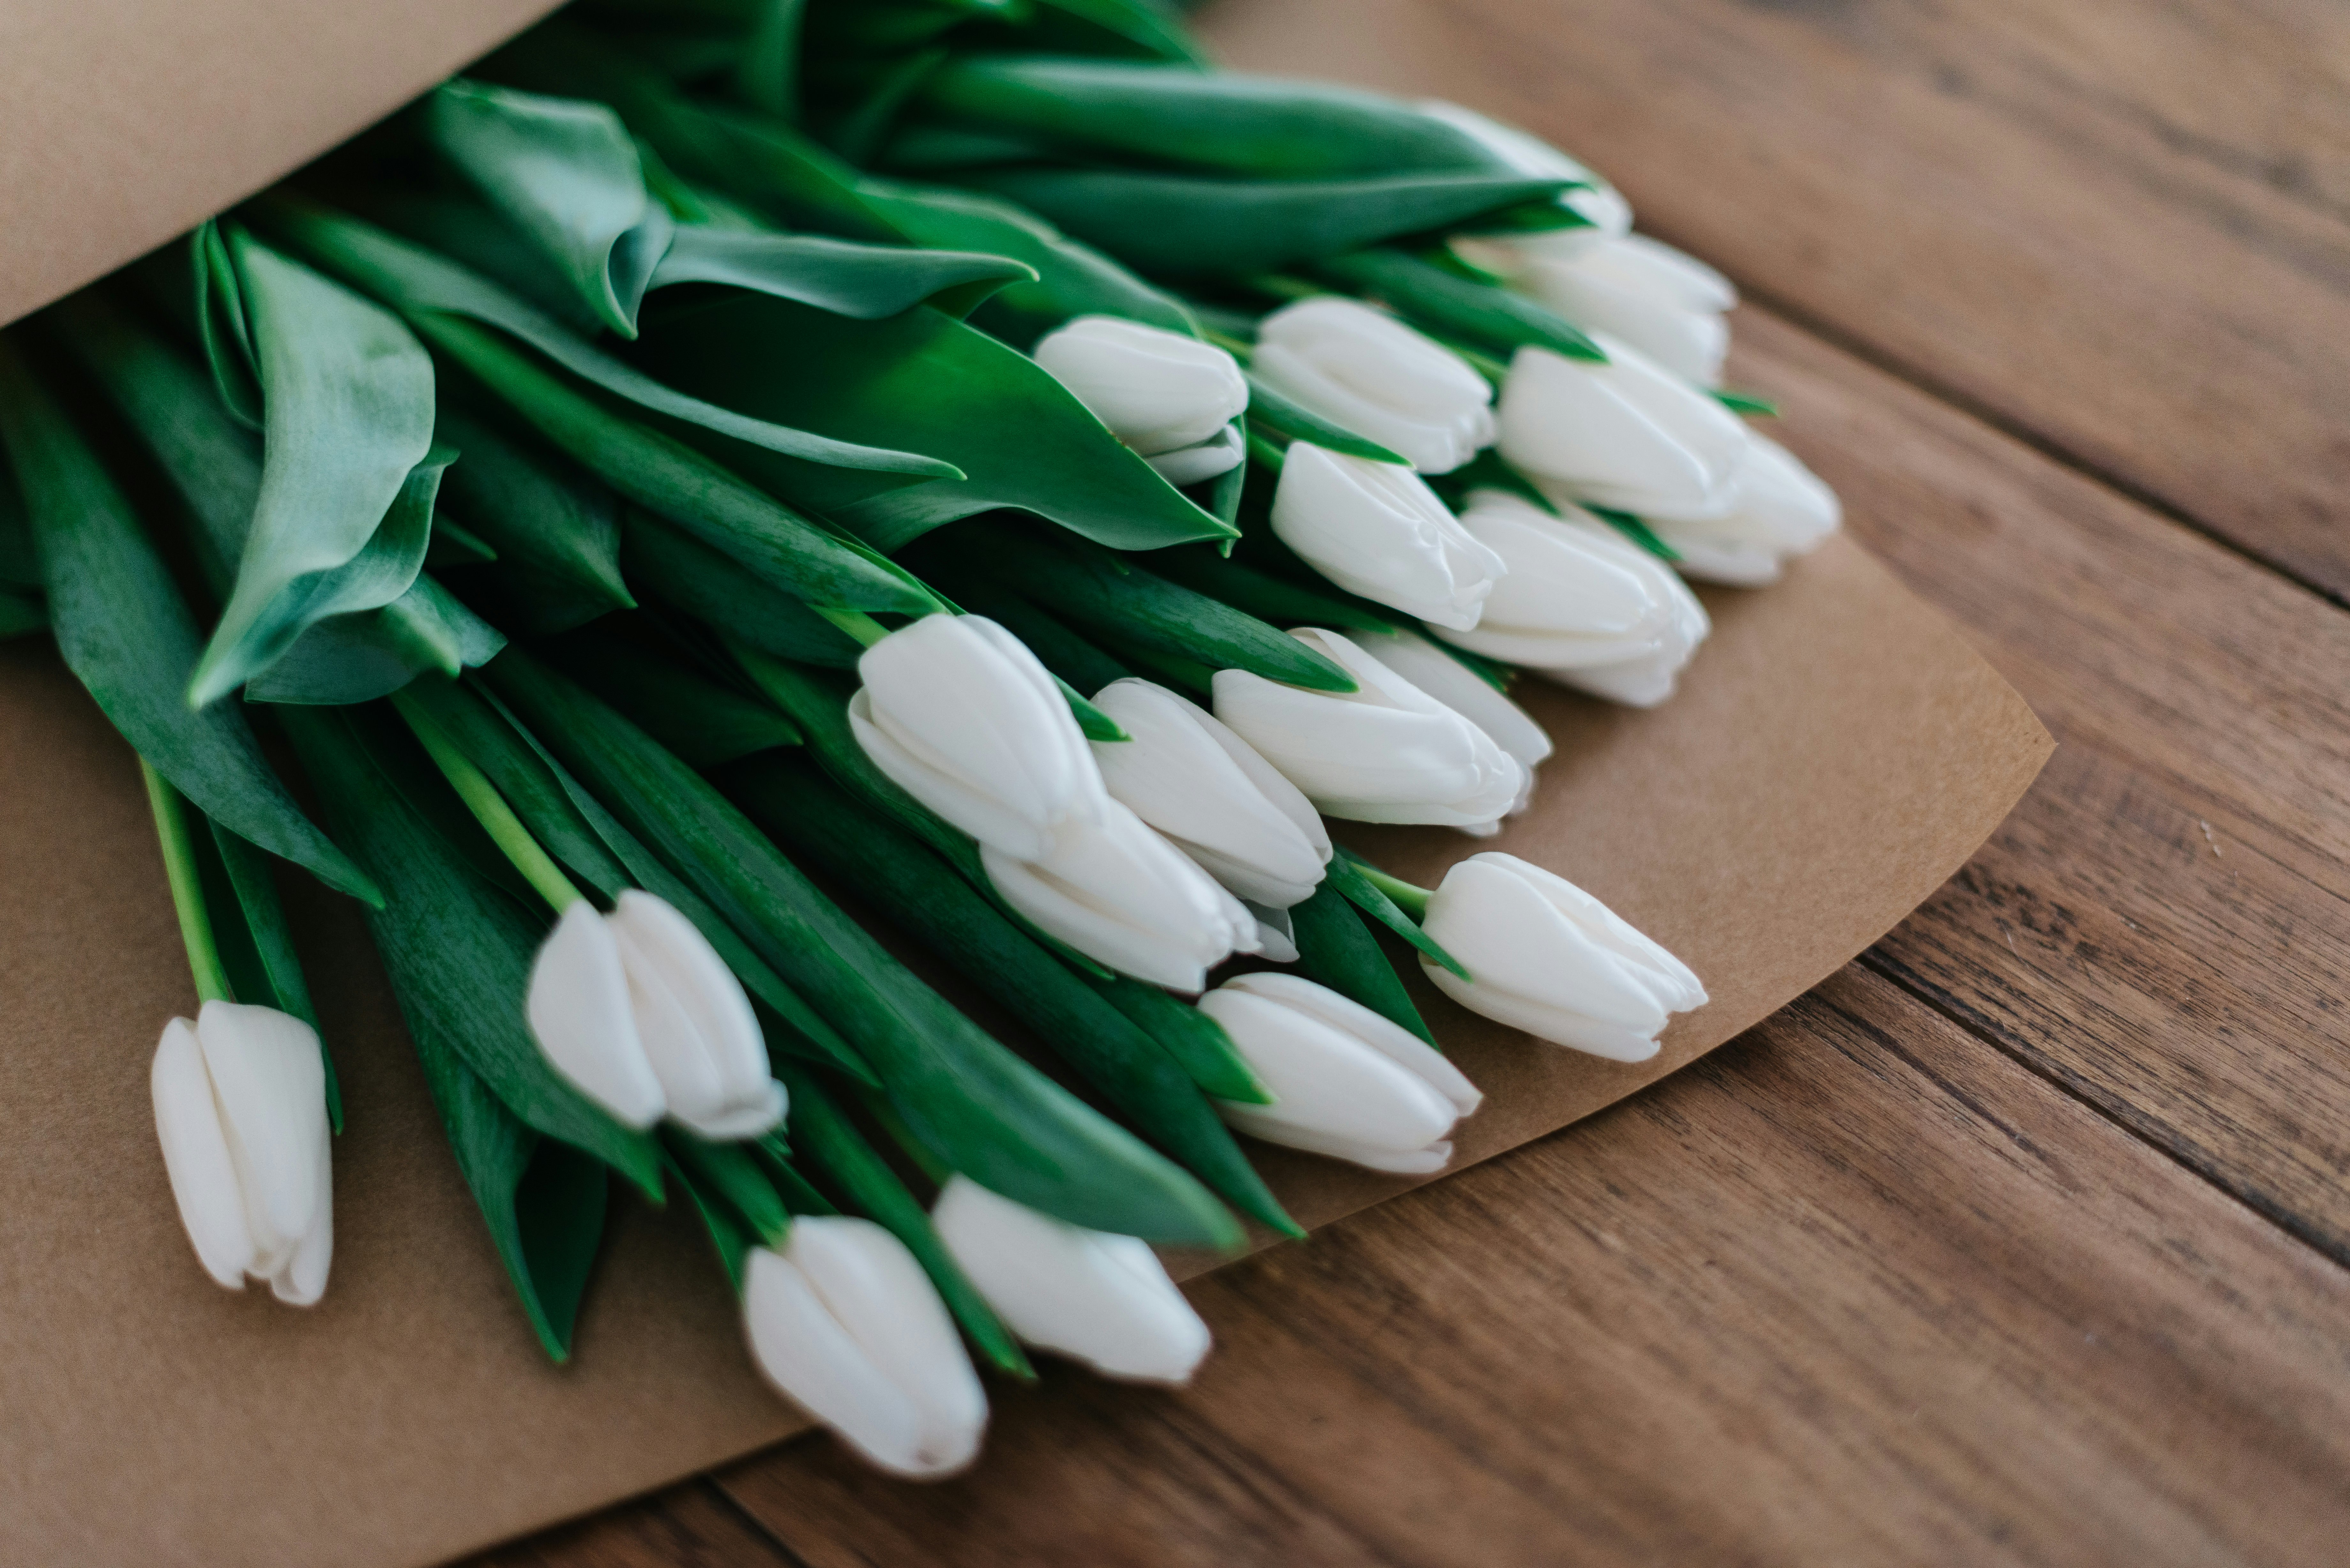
<box><xmin>151</xmin><ymin>1017</ymin><xmax>255</xmax><ymax>1291</ymax></box>
<box><xmin>1497</xmin><ymin>339</ymin><xmax>1749</xmax><ymax>520</ymax></box>
<box><xmin>1269</xmin><ymin>446</ymin><xmax>1504</xmax><ymax>630</ymax></box>
<box><xmin>743</xmin><ymin>1247</ymin><xmax>934</xmax><ymax>1476</ymax></box>
<box><xmin>526</xmin><ymin>900</ymin><xmax>666</xmax><ymax>1129</ymax></box>
<box><xmin>194</xmin><ymin>999</ymin><xmax>328</xmax><ymax>1275</ymax></box>
<box><xmin>609</xmin><ymin>890</ymin><xmax>779</xmax><ymax>1139</ymax></box>
<box><xmin>1033</xmin><ymin>316</ymin><xmax>1248</xmax><ymax>456</ymax></box>
<box><xmin>1221</xmin><ymin>972</ymin><xmax>1482</xmax><ymax>1116</ymax></box>
<box><xmin>1254</xmin><ymin>298</ymin><xmax>1494</xmax><ymax>475</ymax></box>
<box><xmin>1200</xmin><ymin>987</ymin><xmax>1460</xmax><ymax>1162</ymax></box>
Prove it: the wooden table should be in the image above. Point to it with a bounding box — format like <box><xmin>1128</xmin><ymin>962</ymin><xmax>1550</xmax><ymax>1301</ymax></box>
<box><xmin>468</xmin><ymin>1</ymin><xmax>2350</xmax><ymax>1561</ymax></box>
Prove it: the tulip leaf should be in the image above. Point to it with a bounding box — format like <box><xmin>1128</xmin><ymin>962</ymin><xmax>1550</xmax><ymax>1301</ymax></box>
<box><xmin>1084</xmin><ymin>976</ymin><xmax>1276</xmax><ymax>1106</ymax></box>
<box><xmin>486</xmin><ymin>649</ymin><xmax>1239</xmax><ymax>1245</ymax></box>
<box><xmin>940</xmin><ymin>577</ymin><xmax>1131</xmax><ymax>697</ymax></box>
<box><xmin>1424</xmin><ymin>445</ymin><xmax>1557</xmax><ymax>521</ymax></box>
<box><xmin>185</xmin><ymin>225</ymin><xmax>441</xmax><ymax>706</ymax></box>
<box><xmin>1715</xmin><ymin>388</ymin><xmax>1779</xmax><ymax>418</ymax></box>
<box><xmin>546</xmin><ymin>626</ymin><xmax>804</xmax><ymax>767</ymax></box>
<box><xmin>733</xmin><ymin>0</ymin><xmax>805</xmax><ymax>119</ymax></box>
<box><xmin>951</xmin><ymin>168</ymin><xmax>1572</xmax><ymax>277</ymax></box>
<box><xmin>0</xmin><ymin>336</ymin><xmax>380</xmax><ymax>905</ymax></box>
<box><xmin>915</xmin><ymin>58</ymin><xmax>1525</xmax><ymax>180</ymax></box>
<box><xmin>754</xmin><ymin>1137</ymin><xmax>841</xmax><ymax>1217</ymax></box>
<box><xmin>281</xmin><ymin>704</ymin><xmax>667</xmax><ymax>1206</ymax></box>
<box><xmin>1143</xmin><ymin>541</ymin><xmax>1402</xmax><ymax>636</ymax></box>
<box><xmin>1317</xmin><ymin>248</ymin><xmax>1605</xmax><ymax>364</ymax></box>
<box><xmin>666</xmin><ymin>1149</ymin><xmax>754</xmax><ymax>1290</ymax></box>
<box><xmin>739</xmin><ymin>759</ymin><xmax>1290</xmax><ymax>1237</ymax></box>
<box><xmin>1291</xmin><ymin>880</ymin><xmax>1439</xmax><ymax>1047</ymax></box>
<box><xmin>650</xmin><ymin>223</ymin><xmax>1035</xmax><ymax>320</ymax></box>
<box><xmin>48</xmin><ymin>291</ymin><xmax>504</xmax><ymax>703</ymax></box>
<box><xmin>1237</xmin><ymin>370</ymin><xmax>1408</xmax><ymax>465</ymax></box>
<box><xmin>774</xmin><ymin>1062</ymin><xmax>1033</xmax><ymax>1377</ymax></box>
<box><xmin>621</xmin><ymin>509</ymin><xmax>865</xmax><ymax>667</ymax></box>
<box><xmin>252</xmin><ymin>194</ymin><xmax>959</xmax><ymax>483</ymax></box>
<box><xmin>0</xmin><ymin>589</ymin><xmax>44</xmax><ymax>639</ymax></box>
<box><xmin>419</xmin><ymin>311</ymin><xmax>935</xmax><ymax>612</ymax></box>
<box><xmin>664</xmin><ymin>1127</ymin><xmax>791</xmax><ymax>1244</ymax></box>
<box><xmin>426</xmin><ymin>78</ymin><xmax>676</xmax><ymax>340</ymax></box>
<box><xmin>191</xmin><ymin>220</ymin><xmax>263</xmax><ymax>428</ymax></box>
<box><xmin>410</xmin><ymin>673</ymin><xmax>875</xmax><ymax>1085</ymax></box>
<box><xmin>1581</xmin><ymin>504</ymin><xmax>1686</xmax><ymax>565</ymax></box>
<box><xmin>431</xmin><ymin>405</ymin><xmax>635</xmax><ymax>632</ymax></box>
<box><xmin>633</xmin><ymin>290</ymin><xmax>1236</xmax><ymax>552</ymax></box>
<box><xmin>1024</xmin><ymin>0</ymin><xmax>1207</xmax><ymax>64</ymax></box>
<box><xmin>916</xmin><ymin>522</ymin><xmax>1358</xmax><ymax>693</ymax></box>
<box><xmin>0</xmin><ymin>449</ymin><xmax>37</xmax><ymax>589</ymax></box>
<box><xmin>1206</xmin><ymin>410</ymin><xmax>1249</xmax><ymax>530</ymax></box>
<box><xmin>1326</xmin><ymin>849</ymin><xmax>1469</xmax><ymax>980</ymax></box>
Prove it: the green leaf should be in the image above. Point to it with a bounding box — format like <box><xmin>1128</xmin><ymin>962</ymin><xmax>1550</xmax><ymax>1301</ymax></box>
<box><xmin>654</xmin><ymin>222</ymin><xmax>1033</xmax><ymax>320</ymax></box>
<box><xmin>1143</xmin><ymin>541</ymin><xmax>1400</xmax><ymax>635</ymax></box>
<box><xmin>776</xmin><ymin>1062</ymin><xmax>1031</xmax><ymax>1376</ymax></box>
<box><xmin>917</xmin><ymin>522</ymin><xmax>1356</xmax><ymax>692</ymax></box>
<box><xmin>1317</xmin><ymin>247</ymin><xmax>1605</xmax><ymax>363</ymax></box>
<box><xmin>734</xmin><ymin>0</ymin><xmax>806</xmax><ymax>119</ymax></box>
<box><xmin>485</xmin><ymin>649</ymin><xmax>1238</xmax><ymax>1244</ymax></box>
<box><xmin>1086</xmin><ymin>971</ymin><xmax>1272</xmax><ymax>1104</ymax></box>
<box><xmin>738</xmin><ymin>758</ymin><xmax>1285</xmax><ymax>1237</ymax></box>
<box><xmin>477</xmin><ymin>1073</ymin><xmax>616</xmax><ymax>1360</ymax></box>
<box><xmin>1234</xmin><ymin>367</ymin><xmax>1407</xmax><ymax>464</ymax></box>
<box><xmin>942</xmin><ymin>577</ymin><xmax>1130</xmax><ymax>697</ymax></box>
<box><xmin>547</xmin><ymin>626</ymin><xmax>803</xmax><ymax>767</ymax></box>
<box><xmin>621</xmin><ymin>508</ymin><xmax>863</xmax><ymax>666</ymax></box>
<box><xmin>916</xmin><ymin>58</ymin><xmax>1531</xmax><ymax>179</ymax></box>
<box><xmin>420</xmin><ymin>311</ymin><xmax>933</xmax><ymax>611</ymax></box>
<box><xmin>1715</xmin><ymin>388</ymin><xmax>1780</xmax><ymax>418</ymax></box>
<box><xmin>431</xmin><ymin>405</ymin><xmax>635</xmax><ymax>632</ymax></box>
<box><xmin>252</xmin><ymin>194</ymin><xmax>959</xmax><ymax>483</ymax></box>
<box><xmin>414</xmin><ymin>674</ymin><xmax>875</xmax><ymax>1084</ymax></box>
<box><xmin>634</xmin><ymin>290</ymin><xmax>1236</xmax><ymax>552</ymax></box>
<box><xmin>664</xmin><ymin>1127</ymin><xmax>791</xmax><ymax>1243</ymax></box>
<box><xmin>183</xmin><ymin>811</ymin><xmax>341</xmax><ymax>1129</ymax></box>
<box><xmin>426</xmin><ymin>514</ymin><xmax>499</xmax><ymax>566</ymax></box>
<box><xmin>0</xmin><ymin>336</ymin><xmax>380</xmax><ymax>905</ymax></box>
<box><xmin>190</xmin><ymin>221</ymin><xmax>263</xmax><ymax>428</ymax></box>
<box><xmin>1423</xmin><ymin>445</ymin><xmax>1558</xmax><ymax>522</ymax></box>
<box><xmin>1024</xmin><ymin>0</ymin><xmax>1206</xmax><ymax>64</ymax></box>
<box><xmin>185</xmin><ymin>225</ymin><xmax>440</xmax><ymax>706</ymax></box>
<box><xmin>666</xmin><ymin>1148</ymin><xmax>754</xmax><ymax>1290</ymax></box>
<box><xmin>1290</xmin><ymin>880</ymin><xmax>1438</xmax><ymax>1047</ymax></box>
<box><xmin>1326</xmin><ymin>849</ymin><xmax>1469</xmax><ymax>980</ymax></box>
<box><xmin>0</xmin><ymin>588</ymin><xmax>44</xmax><ymax>639</ymax></box>
<box><xmin>0</xmin><ymin>446</ymin><xmax>37</xmax><ymax>589</ymax></box>
<box><xmin>1582</xmin><ymin>504</ymin><xmax>1686</xmax><ymax>564</ymax></box>
<box><xmin>955</xmin><ymin>168</ymin><xmax>1573</xmax><ymax>277</ymax></box>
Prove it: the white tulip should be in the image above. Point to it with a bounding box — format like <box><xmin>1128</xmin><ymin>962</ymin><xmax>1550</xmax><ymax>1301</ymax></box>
<box><xmin>1497</xmin><ymin>337</ymin><xmax>1752</xmax><ymax>522</ymax></box>
<box><xmin>1242</xmin><ymin>900</ymin><xmax>1301</xmax><ymax>963</ymax></box>
<box><xmin>1269</xmin><ymin>444</ymin><xmax>1505</xmax><ymax>631</ymax></box>
<box><xmin>151</xmin><ymin>1001</ymin><xmax>333</xmax><ymax>1305</ymax></box>
<box><xmin>1253</xmin><ymin>298</ymin><xmax>1496</xmax><ymax>474</ymax></box>
<box><xmin>1429</xmin><ymin>491</ymin><xmax>1710</xmax><ymax>709</ymax></box>
<box><xmin>1646</xmin><ymin>432</ymin><xmax>1841</xmax><ymax>586</ymax></box>
<box><xmin>850</xmin><ymin>613</ymin><xmax>1106</xmax><ymax>861</ymax></box>
<box><xmin>1145</xmin><ymin>421</ymin><xmax>1245</xmax><ymax>487</ymax></box>
<box><xmin>1350</xmin><ymin>626</ymin><xmax>1553</xmax><ymax>815</ymax></box>
<box><xmin>1213</xmin><ymin>628</ymin><xmax>1523</xmax><ymax>832</ymax></box>
<box><xmin>931</xmin><ymin>1176</ymin><xmax>1210</xmax><ymax>1384</ymax></box>
<box><xmin>1198</xmin><ymin>973</ymin><xmax>1481</xmax><ymax>1174</ymax></box>
<box><xmin>1414</xmin><ymin>100</ymin><xmax>1634</xmax><ymax>245</ymax></box>
<box><xmin>982</xmin><ymin>797</ymin><xmax>1260</xmax><ymax>992</ymax></box>
<box><xmin>1034</xmin><ymin>315</ymin><xmax>1249</xmax><ymax>480</ymax></box>
<box><xmin>743</xmin><ymin>1218</ymin><xmax>988</xmax><ymax>1479</ymax></box>
<box><xmin>1502</xmin><ymin>233</ymin><xmax>1735</xmax><ymax>385</ymax></box>
<box><xmin>527</xmin><ymin>894</ymin><xmax>782</xmax><ymax>1138</ymax></box>
<box><xmin>1419</xmin><ymin>852</ymin><xmax>1704</xmax><ymax>1061</ymax></box>
<box><xmin>1088</xmin><ymin>677</ymin><xmax>1331</xmax><ymax>908</ymax></box>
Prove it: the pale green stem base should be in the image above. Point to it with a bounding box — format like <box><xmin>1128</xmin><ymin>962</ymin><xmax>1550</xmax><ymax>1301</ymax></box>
<box><xmin>1359</xmin><ymin>863</ymin><xmax>1433</xmax><ymax>920</ymax></box>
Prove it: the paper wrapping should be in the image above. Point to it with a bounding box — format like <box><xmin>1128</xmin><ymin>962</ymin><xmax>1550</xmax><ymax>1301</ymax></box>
<box><xmin>0</xmin><ymin>4</ymin><xmax>2050</xmax><ymax>1563</ymax></box>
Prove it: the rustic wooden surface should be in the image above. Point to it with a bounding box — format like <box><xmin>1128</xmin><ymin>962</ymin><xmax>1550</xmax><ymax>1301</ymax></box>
<box><xmin>467</xmin><ymin>1</ymin><xmax>2350</xmax><ymax>1562</ymax></box>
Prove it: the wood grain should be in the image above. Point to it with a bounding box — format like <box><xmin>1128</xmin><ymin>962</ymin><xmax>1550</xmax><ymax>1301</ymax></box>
<box><xmin>1200</xmin><ymin>0</ymin><xmax>2350</xmax><ymax>600</ymax></box>
<box><xmin>710</xmin><ymin>968</ymin><xmax>2350</xmax><ymax>1568</ymax></box>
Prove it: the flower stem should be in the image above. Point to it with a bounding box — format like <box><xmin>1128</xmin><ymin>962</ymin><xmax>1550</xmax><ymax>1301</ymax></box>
<box><xmin>810</xmin><ymin>607</ymin><xmax>895</xmax><ymax>648</ymax></box>
<box><xmin>142</xmin><ymin>760</ymin><xmax>234</xmax><ymax>1005</ymax></box>
<box><xmin>1355</xmin><ymin>863</ymin><xmax>1433</xmax><ymax>920</ymax></box>
<box><xmin>391</xmin><ymin>689</ymin><xmax>585</xmax><ymax>915</ymax></box>
<box><xmin>1200</xmin><ymin>327</ymin><xmax>1255</xmax><ymax>361</ymax></box>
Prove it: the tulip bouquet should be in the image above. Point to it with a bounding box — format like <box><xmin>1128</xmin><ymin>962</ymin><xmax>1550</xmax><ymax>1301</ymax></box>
<box><xmin>0</xmin><ymin>0</ymin><xmax>1829</xmax><ymax>1478</ymax></box>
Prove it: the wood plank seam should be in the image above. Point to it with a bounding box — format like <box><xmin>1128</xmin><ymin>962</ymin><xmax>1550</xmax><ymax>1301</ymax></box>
<box><xmin>695</xmin><ymin>1478</ymin><xmax>819</xmax><ymax>1568</ymax></box>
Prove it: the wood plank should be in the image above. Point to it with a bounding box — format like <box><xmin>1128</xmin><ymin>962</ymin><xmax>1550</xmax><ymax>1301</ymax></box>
<box><xmin>1716</xmin><ymin>306</ymin><xmax>2350</xmax><ymax>1259</ymax></box>
<box><xmin>714</xmin><ymin>965</ymin><xmax>2350</xmax><ymax>1567</ymax></box>
<box><xmin>465</xmin><ymin>1484</ymin><xmax>790</xmax><ymax>1568</ymax></box>
<box><xmin>1198</xmin><ymin>0</ymin><xmax>2350</xmax><ymax>599</ymax></box>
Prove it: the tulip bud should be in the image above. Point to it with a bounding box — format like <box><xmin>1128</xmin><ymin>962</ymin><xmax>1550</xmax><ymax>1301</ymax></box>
<box><xmin>982</xmin><ymin>797</ymin><xmax>1261</xmax><ymax>992</ymax></box>
<box><xmin>1414</xmin><ymin>100</ymin><xmax>1634</xmax><ymax>242</ymax></box>
<box><xmin>1427</xmin><ymin>491</ymin><xmax>1711</xmax><ymax>710</ymax></box>
<box><xmin>1253</xmin><ymin>298</ymin><xmax>1496</xmax><ymax>474</ymax></box>
<box><xmin>1144</xmin><ymin>421</ymin><xmax>1245</xmax><ymax>488</ymax></box>
<box><xmin>743</xmin><ymin>1218</ymin><xmax>988</xmax><ymax>1479</ymax></box>
<box><xmin>1269</xmin><ymin>444</ymin><xmax>1505</xmax><ymax>631</ymax></box>
<box><xmin>527</xmin><ymin>894</ymin><xmax>783</xmax><ymax>1138</ymax></box>
<box><xmin>1213</xmin><ymin>628</ymin><xmax>1523</xmax><ymax>832</ymax></box>
<box><xmin>151</xmin><ymin>1001</ymin><xmax>333</xmax><ymax>1305</ymax></box>
<box><xmin>1088</xmin><ymin>677</ymin><xmax>1331</xmax><ymax>908</ymax></box>
<box><xmin>1242</xmin><ymin>900</ymin><xmax>1301</xmax><ymax>963</ymax></box>
<box><xmin>850</xmin><ymin>613</ymin><xmax>1106</xmax><ymax>862</ymax></box>
<box><xmin>931</xmin><ymin>1175</ymin><xmax>1210</xmax><ymax>1384</ymax></box>
<box><xmin>1350</xmin><ymin>627</ymin><xmax>1553</xmax><ymax>814</ymax></box>
<box><xmin>1475</xmin><ymin>233</ymin><xmax>1734</xmax><ymax>385</ymax></box>
<box><xmin>1419</xmin><ymin>853</ymin><xmax>1705</xmax><ymax>1061</ymax></box>
<box><xmin>1646</xmin><ymin>433</ymin><xmax>1841</xmax><ymax>586</ymax></box>
<box><xmin>1497</xmin><ymin>338</ymin><xmax>1751</xmax><ymax>522</ymax></box>
<box><xmin>1033</xmin><ymin>315</ymin><xmax>1249</xmax><ymax>480</ymax></box>
<box><xmin>1198</xmin><ymin>973</ymin><xmax>1482</xmax><ymax>1174</ymax></box>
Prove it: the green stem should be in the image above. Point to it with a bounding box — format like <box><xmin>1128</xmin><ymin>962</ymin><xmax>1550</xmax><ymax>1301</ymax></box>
<box><xmin>391</xmin><ymin>689</ymin><xmax>585</xmax><ymax>915</ymax></box>
<box><xmin>142</xmin><ymin>760</ymin><xmax>234</xmax><ymax>1005</ymax></box>
<box><xmin>1246</xmin><ymin>429</ymin><xmax>1288</xmax><ymax>471</ymax></box>
<box><xmin>811</xmin><ymin>606</ymin><xmax>895</xmax><ymax>648</ymax></box>
<box><xmin>1200</xmin><ymin>327</ymin><xmax>1255</xmax><ymax>361</ymax></box>
<box><xmin>1356</xmin><ymin>863</ymin><xmax>1433</xmax><ymax>920</ymax></box>
<box><xmin>1249</xmin><ymin>273</ymin><xmax>1323</xmax><ymax>303</ymax></box>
